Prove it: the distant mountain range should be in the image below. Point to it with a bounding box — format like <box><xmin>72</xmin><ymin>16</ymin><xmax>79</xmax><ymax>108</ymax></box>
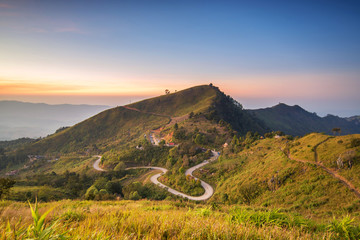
<box><xmin>247</xmin><ymin>103</ymin><xmax>360</xmax><ymax>136</ymax></box>
<box><xmin>0</xmin><ymin>101</ymin><xmax>110</xmax><ymax>140</ymax></box>
<box><xmin>1</xmin><ymin>90</ymin><xmax>359</xmax><ymax>141</ymax></box>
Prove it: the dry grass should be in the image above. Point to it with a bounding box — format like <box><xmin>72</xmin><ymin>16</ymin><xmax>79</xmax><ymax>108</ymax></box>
<box><xmin>0</xmin><ymin>200</ymin><xmax>335</xmax><ymax>239</ymax></box>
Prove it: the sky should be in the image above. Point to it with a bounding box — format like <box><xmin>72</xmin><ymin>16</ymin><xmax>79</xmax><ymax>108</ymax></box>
<box><xmin>1</xmin><ymin>0</ymin><xmax>359</xmax><ymax>117</ymax></box>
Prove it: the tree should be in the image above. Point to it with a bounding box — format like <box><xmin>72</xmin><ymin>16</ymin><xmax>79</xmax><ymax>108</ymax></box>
<box><xmin>165</xmin><ymin>89</ymin><xmax>170</xmax><ymax>95</ymax></box>
<box><xmin>332</xmin><ymin>128</ymin><xmax>341</xmax><ymax>135</ymax></box>
<box><xmin>194</xmin><ymin>134</ymin><xmax>204</xmax><ymax>145</ymax></box>
<box><xmin>0</xmin><ymin>178</ymin><xmax>15</xmax><ymax>199</ymax></box>
<box><xmin>189</xmin><ymin>112</ymin><xmax>194</xmax><ymax>119</ymax></box>
<box><xmin>130</xmin><ymin>191</ymin><xmax>141</xmax><ymax>200</ymax></box>
<box><xmin>114</xmin><ymin>161</ymin><xmax>125</xmax><ymax>172</ymax></box>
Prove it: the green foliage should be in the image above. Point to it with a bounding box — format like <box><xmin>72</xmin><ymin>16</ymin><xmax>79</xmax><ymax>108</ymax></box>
<box><xmin>0</xmin><ymin>178</ymin><xmax>15</xmax><ymax>199</ymax></box>
<box><xmin>61</xmin><ymin>210</ymin><xmax>85</xmax><ymax>223</ymax></box>
<box><xmin>327</xmin><ymin>215</ymin><xmax>360</xmax><ymax>240</ymax></box>
<box><xmin>85</xmin><ymin>186</ymin><xmax>99</xmax><ymax>200</ymax></box>
<box><xmin>194</xmin><ymin>133</ymin><xmax>207</xmax><ymax>145</ymax></box>
<box><xmin>238</xmin><ymin>183</ymin><xmax>262</xmax><ymax>204</ymax></box>
<box><xmin>114</xmin><ymin>161</ymin><xmax>125</xmax><ymax>172</ymax></box>
<box><xmin>230</xmin><ymin>208</ymin><xmax>315</xmax><ymax>230</ymax></box>
<box><xmin>129</xmin><ymin>191</ymin><xmax>141</xmax><ymax>200</ymax></box>
<box><xmin>195</xmin><ymin>207</ymin><xmax>212</xmax><ymax>217</ymax></box>
<box><xmin>122</xmin><ymin>182</ymin><xmax>168</xmax><ymax>200</ymax></box>
<box><xmin>27</xmin><ymin>200</ymin><xmax>67</xmax><ymax>239</ymax></box>
<box><xmin>103</xmin><ymin>144</ymin><xmax>170</xmax><ymax>167</ymax></box>
<box><xmin>350</xmin><ymin>138</ymin><xmax>360</xmax><ymax>148</ymax></box>
<box><xmin>160</xmin><ymin>173</ymin><xmax>204</xmax><ymax>196</ymax></box>
<box><xmin>206</xmin><ymin>85</ymin><xmax>269</xmax><ymax>135</ymax></box>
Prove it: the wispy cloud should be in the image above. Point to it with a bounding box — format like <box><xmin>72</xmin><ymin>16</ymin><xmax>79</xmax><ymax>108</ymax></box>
<box><xmin>0</xmin><ymin>3</ymin><xmax>13</xmax><ymax>8</ymax></box>
<box><xmin>55</xmin><ymin>26</ymin><xmax>87</xmax><ymax>34</ymax></box>
<box><xmin>0</xmin><ymin>79</ymin><xmax>87</xmax><ymax>95</ymax></box>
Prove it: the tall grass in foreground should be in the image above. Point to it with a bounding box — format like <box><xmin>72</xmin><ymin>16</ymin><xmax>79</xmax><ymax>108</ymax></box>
<box><xmin>3</xmin><ymin>200</ymin><xmax>66</xmax><ymax>240</ymax></box>
<box><xmin>1</xmin><ymin>200</ymin><xmax>359</xmax><ymax>239</ymax></box>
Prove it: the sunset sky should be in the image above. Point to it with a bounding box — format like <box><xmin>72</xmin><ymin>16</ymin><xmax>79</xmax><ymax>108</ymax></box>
<box><xmin>1</xmin><ymin>0</ymin><xmax>359</xmax><ymax>116</ymax></box>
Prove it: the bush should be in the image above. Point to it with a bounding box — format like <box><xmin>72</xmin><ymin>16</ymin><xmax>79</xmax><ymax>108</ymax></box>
<box><xmin>327</xmin><ymin>215</ymin><xmax>360</xmax><ymax>240</ymax></box>
<box><xmin>350</xmin><ymin>138</ymin><xmax>360</xmax><ymax>148</ymax></box>
<box><xmin>230</xmin><ymin>208</ymin><xmax>314</xmax><ymax>229</ymax></box>
<box><xmin>238</xmin><ymin>183</ymin><xmax>261</xmax><ymax>204</ymax></box>
<box><xmin>129</xmin><ymin>191</ymin><xmax>141</xmax><ymax>200</ymax></box>
<box><xmin>61</xmin><ymin>210</ymin><xmax>85</xmax><ymax>222</ymax></box>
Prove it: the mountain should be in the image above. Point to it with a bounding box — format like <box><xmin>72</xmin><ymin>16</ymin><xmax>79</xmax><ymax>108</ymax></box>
<box><xmin>0</xmin><ymin>101</ymin><xmax>110</xmax><ymax>140</ymax></box>
<box><xmin>346</xmin><ymin>115</ymin><xmax>360</xmax><ymax>126</ymax></box>
<box><xmin>247</xmin><ymin>103</ymin><xmax>360</xmax><ymax>136</ymax></box>
<box><xmin>14</xmin><ymin>85</ymin><xmax>267</xmax><ymax>156</ymax></box>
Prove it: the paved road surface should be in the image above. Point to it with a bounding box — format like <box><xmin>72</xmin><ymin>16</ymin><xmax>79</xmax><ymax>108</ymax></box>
<box><xmin>93</xmin><ymin>155</ymin><xmax>105</xmax><ymax>171</ymax></box>
<box><xmin>93</xmin><ymin>151</ymin><xmax>219</xmax><ymax>201</ymax></box>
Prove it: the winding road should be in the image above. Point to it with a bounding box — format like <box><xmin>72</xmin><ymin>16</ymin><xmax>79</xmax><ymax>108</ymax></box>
<box><xmin>93</xmin><ymin>151</ymin><xmax>219</xmax><ymax>201</ymax></box>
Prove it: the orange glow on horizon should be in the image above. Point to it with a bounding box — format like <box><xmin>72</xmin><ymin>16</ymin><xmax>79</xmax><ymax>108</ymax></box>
<box><xmin>1</xmin><ymin>71</ymin><xmax>358</xmax><ymax>100</ymax></box>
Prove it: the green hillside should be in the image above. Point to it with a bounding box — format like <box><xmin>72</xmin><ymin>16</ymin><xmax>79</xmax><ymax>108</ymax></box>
<box><xmin>21</xmin><ymin>107</ymin><xmax>169</xmax><ymax>154</ymax></box>
<box><xmin>195</xmin><ymin>133</ymin><xmax>360</xmax><ymax>218</ymax></box>
<box><xmin>128</xmin><ymin>85</ymin><xmax>218</xmax><ymax>117</ymax></box>
<box><xmin>2</xmin><ymin>84</ymin><xmax>268</xmax><ymax>170</ymax></box>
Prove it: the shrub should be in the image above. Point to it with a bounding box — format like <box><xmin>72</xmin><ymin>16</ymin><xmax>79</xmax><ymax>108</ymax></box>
<box><xmin>61</xmin><ymin>210</ymin><xmax>85</xmax><ymax>222</ymax></box>
<box><xmin>327</xmin><ymin>215</ymin><xmax>360</xmax><ymax>240</ymax></box>
<box><xmin>238</xmin><ymin>183</ymin><xmax>261</xmax><ymax>204</ymax></box>
<box><xmin>350</xmin><ymin>138</ymin><xmax>360</xmax><ymax>148</ymax></box>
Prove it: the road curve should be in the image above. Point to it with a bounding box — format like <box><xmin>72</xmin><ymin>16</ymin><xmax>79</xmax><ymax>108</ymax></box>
<box><xmin>93</xmin><ymin>151</ymin><xmax>219</xmax><ymax>201</ymax></box>
<box><xmin>93</xmin><ymin>155</ymin><xmax>105</xmax><ymax>171</ymax></box>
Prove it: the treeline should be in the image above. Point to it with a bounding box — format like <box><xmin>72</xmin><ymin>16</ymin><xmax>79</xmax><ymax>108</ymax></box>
<box><xmin>101</xmin><ymin>140</ymin><xmax>170</xmax><ymax>167</ymax></box>
<box><xmin>0</xmin><ymin>147</ymin><xmax>28</xmax><ymax>170</ymax></box>
<box><xmin>173</xmin><ymin>123</ymin><xmax>227</xmax><ymax>148</ymax></box>
<box><xmin>205</xmin><ymin>84</ymin><xmax>270</xmax><ymax>135</ymax></box>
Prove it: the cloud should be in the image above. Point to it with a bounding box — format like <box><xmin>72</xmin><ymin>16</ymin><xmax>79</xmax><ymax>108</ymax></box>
<box><xmin>0</xmin><ymin>3</ymin><xmax>12</xmax><ymax>8</ymax></box>
<box><xmin>55</xmin><ymin>26</ymin><xmax>86</xmax><ymax>34</ymax></box>
<box><xmin>0</xmin><ymin>80</ymin><xmax>87</xmax><ymax>95</ymax></box>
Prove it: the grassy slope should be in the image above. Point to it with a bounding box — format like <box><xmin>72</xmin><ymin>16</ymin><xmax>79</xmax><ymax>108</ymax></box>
<box><xmin>21</xmin><ymin>107</ymin><xmax>169</xmax><ymax>154</ymax></box>
<box><xmin>196</xmin><ymin>136</ymin><xmax>360</xmax><ymax>218</ymax></box>
<box><xmin>0</xmin><ymin>200</ymin><xmax>340</xmax><ymax>239</ymax></box>
<box><xmin>290</xmin><ymin>133</ymin><xmax>331</xmax><ymax>161</ymax></box>
<box><xmin>128</xmin><ymin>85</ymin><xmax>218</xmax><ymax>117</ymax></box>
<box><xmin>309</xmin><ymin>134</ymin><xmax>360</xmax><ymax>191</ymax></box>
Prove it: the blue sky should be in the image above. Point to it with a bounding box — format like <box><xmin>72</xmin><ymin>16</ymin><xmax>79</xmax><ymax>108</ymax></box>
<box><xmin>1</xmin><ymin>0</ymin><xmax>359</xmax><ymax>116</ymax></box>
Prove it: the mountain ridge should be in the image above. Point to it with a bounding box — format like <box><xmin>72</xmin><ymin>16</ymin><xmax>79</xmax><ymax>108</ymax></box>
<box><xmin>247</xmin><ymin>103</ymin><xmax>360</xmax><ymax>136</ymax></box>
